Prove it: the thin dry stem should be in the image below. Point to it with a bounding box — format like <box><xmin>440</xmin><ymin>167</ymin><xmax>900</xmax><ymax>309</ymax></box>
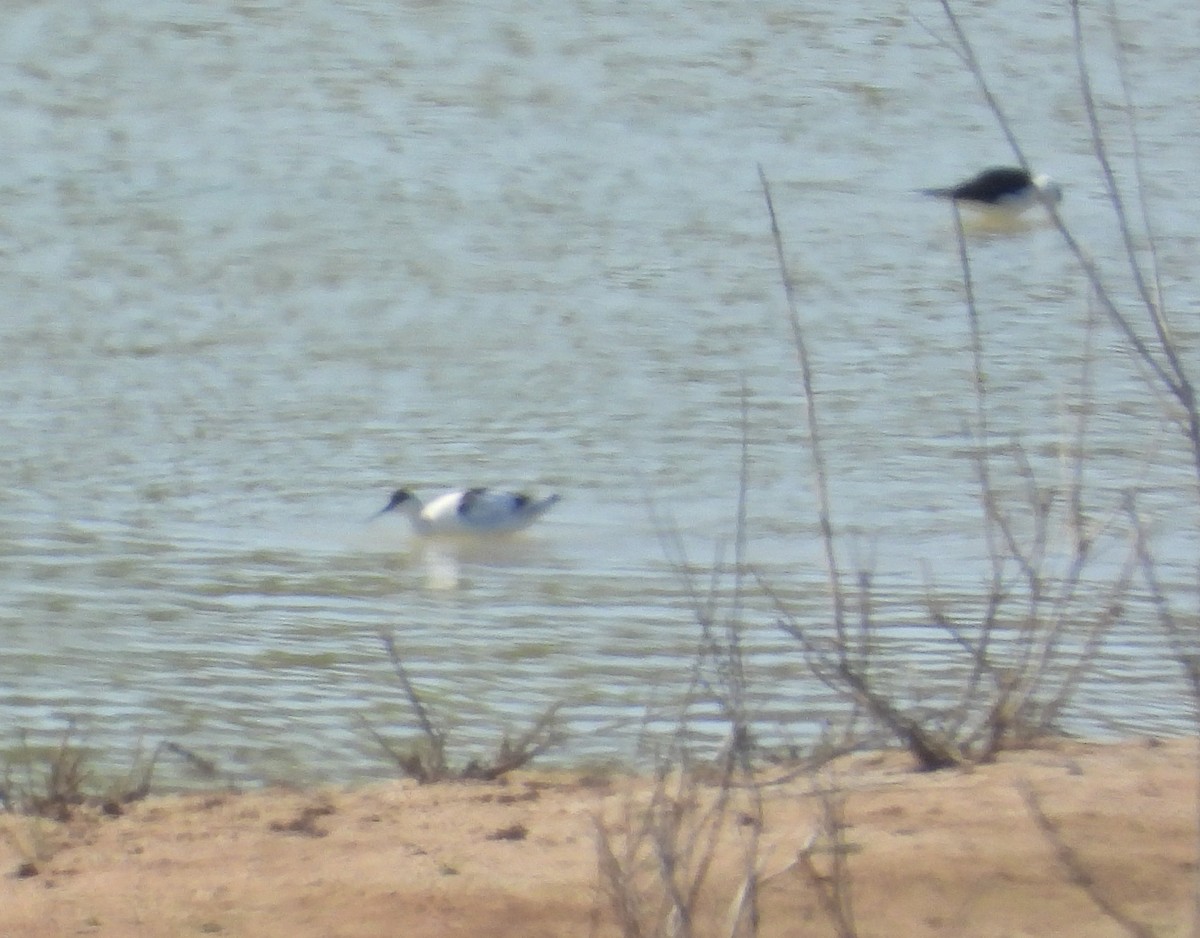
<box><xmin>758</xmin><ymin>164</ymin><xmax>846</xmax><ymax>639</ymax></box>
<box><xmin>1020</xmin><ymin>782</ymin><xmax>1154</xmax><ymax>938</ymax></box>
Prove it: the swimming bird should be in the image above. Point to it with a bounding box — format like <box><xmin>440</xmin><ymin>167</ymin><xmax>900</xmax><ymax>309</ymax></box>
<box><xmin>374</xmin><ymin>487</ymin><xmax>561</xmax><ymax>536</ymax></box>
<box><xmin>922</xmin><ymin>166</ymin><xmax>1063</xmax><ymax>214</ymax></box>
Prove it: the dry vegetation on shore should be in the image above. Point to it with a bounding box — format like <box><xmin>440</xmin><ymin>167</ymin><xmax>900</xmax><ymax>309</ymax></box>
<box><xmin>1</xmin><ymin>738</ymin><xmax>1193</xmax><ymax>938</ymax></box>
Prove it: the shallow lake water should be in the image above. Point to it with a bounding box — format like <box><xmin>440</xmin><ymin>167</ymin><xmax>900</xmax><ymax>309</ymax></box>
<box><xmin>1</xmin><ymin>0</ymin><xmax>1198</xmax><ymax>786</ymax></box>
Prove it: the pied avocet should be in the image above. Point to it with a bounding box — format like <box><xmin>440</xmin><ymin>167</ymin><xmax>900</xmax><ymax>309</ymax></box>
<box><xmin>374</xmin><ymin>487</ymin><xmax>561</xmax><ymax>536</ymax></box>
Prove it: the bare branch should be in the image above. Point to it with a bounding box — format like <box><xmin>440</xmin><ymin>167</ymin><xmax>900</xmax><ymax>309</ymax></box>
<box><xmin>1020</xmin><ymin>782</ymin><xmax>1155</xmax><ymax>938</ymax></box>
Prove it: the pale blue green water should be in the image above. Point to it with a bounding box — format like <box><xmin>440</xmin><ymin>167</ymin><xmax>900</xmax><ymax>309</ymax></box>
<box><xmin>1</xmin><ymin>0</ymin><xmax>1198</xmax><ymax>786</ymax></box>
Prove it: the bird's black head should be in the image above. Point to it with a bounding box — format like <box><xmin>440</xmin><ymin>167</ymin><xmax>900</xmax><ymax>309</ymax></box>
<box><xmin>381</xmin><ymin>489</ymin><xmax>415</xmax><ymax>513</ymax></box>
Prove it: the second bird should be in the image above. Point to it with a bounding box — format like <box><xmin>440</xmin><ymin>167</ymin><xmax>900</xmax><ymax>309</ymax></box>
<box><xmin>922</xmin><ymin>166</ymin><xmax>1063</xmax><ymax>215</ymax></box>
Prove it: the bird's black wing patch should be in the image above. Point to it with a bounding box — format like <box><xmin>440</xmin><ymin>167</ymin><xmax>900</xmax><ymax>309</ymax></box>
<box><xmin>953</xmin><ymin>167</ymin><xmax>1031</xmax><ymax>202</ymax></box>
<box><xmin>459</xmin><ymin>488</ymin><xmax>487</xmax><ymax>515</ymax></box>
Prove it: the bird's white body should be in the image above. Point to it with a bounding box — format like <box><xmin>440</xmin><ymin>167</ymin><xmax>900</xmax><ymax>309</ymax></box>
<box><xmin>375</xmin><ymin>487</ymin><xmax>560</xmax><ymax>536</ymax></box>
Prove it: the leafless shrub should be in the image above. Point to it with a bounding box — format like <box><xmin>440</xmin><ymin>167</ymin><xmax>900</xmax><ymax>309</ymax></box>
<box><xmin>932</xmin><ymin>205</ymin><xmax>1137</xmax><ymax>760</ymax></box>
<box><xmin>595</xmin><ymin>382</ymin><xmax>875</xmax><ymax>937</ymax></box>
<box><xmin>935</xmin><ymin>1</ymin><xmax>1200</xmax><ymax>933</ymax></box>
<box><xmin>759</xmin><ymin>165</ymin><xmax>1126</xmax><ymax>769</ymax></box>
<box><xmin>593</xmin><ymin>736</ymin><xmax>765</xmax><ymax>938</ymax></box>
<box><xmin>1</xmin><ymin>724</ymin><xmax>214</xmax><ymax>820</ymax></box>
<box><xmin>594</xmin><ymin>742</ymin><xmax>867</xmax><ymax>938</ymax></box>
<box><xmin>365</xmin><ymin>629</ymin><xmax>564</xmax><ymax>783</ymax></box>
<box><xmin>594</xmin><ymin>405</ymin><xmax>788</xmax><ymax>938</ymax></box>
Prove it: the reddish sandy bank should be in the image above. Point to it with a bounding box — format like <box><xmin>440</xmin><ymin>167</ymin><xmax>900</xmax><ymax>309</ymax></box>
<box><xmin>1</xmin><ymin>737</ymin><xmax>1194</xmax><ymax>937</ymax></box>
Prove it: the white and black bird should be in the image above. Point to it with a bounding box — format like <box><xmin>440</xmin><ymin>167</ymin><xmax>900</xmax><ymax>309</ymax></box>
<box><xmin>922</xmin><ymin>166</ymin><xmax>1063</xmax><ymax>214</ymax></box>
<box><xmin>373</xmin><ymin>487</ymin><xmax>561</xmax><ymax>536</ymax></box>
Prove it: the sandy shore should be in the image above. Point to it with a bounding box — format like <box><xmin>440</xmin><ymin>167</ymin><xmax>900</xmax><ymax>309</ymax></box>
<box><xmin>1</xmin><ymin>737</ymin><xmax>1194</xmax><ymax>937</ymax></box>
